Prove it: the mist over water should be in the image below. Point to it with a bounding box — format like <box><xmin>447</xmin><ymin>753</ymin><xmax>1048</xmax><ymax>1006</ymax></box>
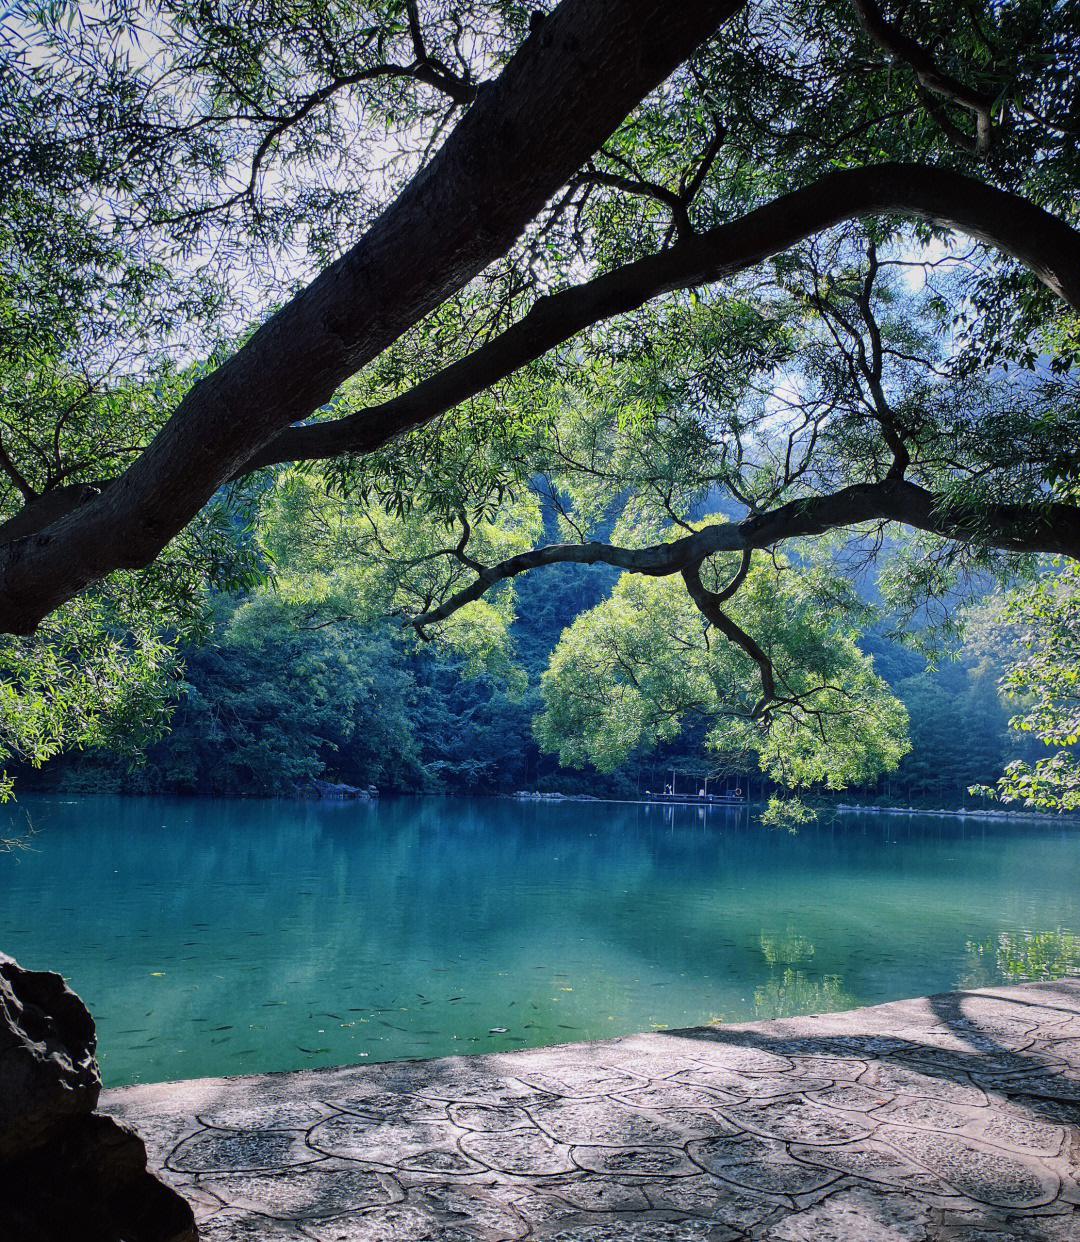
<box><xmin>2</xmin><ymin>794</ymin><xmax>1078</xmax><ymax>1087</ymax></box>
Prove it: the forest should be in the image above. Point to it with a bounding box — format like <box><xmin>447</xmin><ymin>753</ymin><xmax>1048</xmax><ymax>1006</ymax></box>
<box><xmin>14</xmin><ymin>496</ymin><xmax>1044</xmax><ymax>808</ymax></box>
<box><xmin>3</xmin><ymin>2</ymin><xmax>1080</xmax><ymax>1237</ymax></box>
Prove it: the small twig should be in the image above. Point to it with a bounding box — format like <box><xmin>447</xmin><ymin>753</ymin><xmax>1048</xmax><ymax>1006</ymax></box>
<box><xmin>0</xmin><ymin>434</ymin><xmax>36</xmax><ymax>503</ymax></box>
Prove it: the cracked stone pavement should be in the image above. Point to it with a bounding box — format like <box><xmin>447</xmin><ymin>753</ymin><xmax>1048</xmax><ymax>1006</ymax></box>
<box><xmin>100</xmin><ymin>979</ymin><xmax>1080</xmax><ymax>1240</ymax></box>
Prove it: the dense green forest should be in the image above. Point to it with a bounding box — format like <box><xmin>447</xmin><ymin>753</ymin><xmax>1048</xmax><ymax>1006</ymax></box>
<box><xmin>18</xmin><ymin>501</ymin><xmax>1037</xmax><ymax>807</ymax></box>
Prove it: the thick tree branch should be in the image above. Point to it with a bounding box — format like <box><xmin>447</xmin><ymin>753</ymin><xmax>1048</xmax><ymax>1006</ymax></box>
<box><xmin>0</xmin><ymin>0</ymin><xmax>740</xmax><ymax>635</ymax></box>
<box><xmin>0</xmin><ymin>483</ymin><xmax>105</xmax><ymax>544</ymax></box>
<box><xmin>241</xmin><ymin>163</ymin><xmax>1080</xmax><ymax>474</ymax></box>
<box><xmin>408</xmin><ymin>478</ymin><xmax>1080</xmax><ymax>630</ymax></box>
<box><xmin>8</xmin><ymin>170</ymin><xmax>1080</xmax><ymax>547</ymax></box>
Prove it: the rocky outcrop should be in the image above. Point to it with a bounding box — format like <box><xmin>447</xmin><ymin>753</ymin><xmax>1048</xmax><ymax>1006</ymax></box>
<box><xmin>0</xmin><ymin>953</ymin><xmax>196</xmax><ymax>1242</ymax></box>
<box><xmin>0</xmin><ymin>949</ymin><xmax>99</xmax><ymax>1158</ymax></box>
<box><xmin>300</xmin><ymin>779</ymin><xmax>379</xmax><ymax>799</ymax></box>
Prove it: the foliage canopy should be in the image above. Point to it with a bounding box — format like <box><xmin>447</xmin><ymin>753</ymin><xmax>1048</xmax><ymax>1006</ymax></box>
<box><xmin>1</xmin><ymin>0</ymin><xmax>1078</xmax><ymax>800</ymax></box>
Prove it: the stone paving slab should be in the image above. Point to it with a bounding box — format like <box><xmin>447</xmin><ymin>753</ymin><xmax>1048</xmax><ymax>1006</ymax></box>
<box><xmin>101</xmin><ymin>980</ymin><xmax>1080</xmax><ymax>1240</ymax></box>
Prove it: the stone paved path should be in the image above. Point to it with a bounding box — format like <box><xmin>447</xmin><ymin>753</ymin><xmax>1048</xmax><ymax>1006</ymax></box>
<box><xmin>101</xmin><ymin>980</ymin><xmax>1080</xmax><ymax>1240</ymax></box>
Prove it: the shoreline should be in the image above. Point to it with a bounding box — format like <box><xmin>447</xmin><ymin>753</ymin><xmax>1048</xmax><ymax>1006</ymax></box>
<box><xmin>833</xmin><ymin>801</ymin><xmax>1080</xmax><ymax>824</ymax></box>
<box><xmin>510</xmin><ymin>790</ymin><xmax>1080</xmax><ymax>824</ymax></box>
<box><xmin>100</xmin><ymin>978</ymin><xmax>1080</xmax><ymax>1240</ymax></box>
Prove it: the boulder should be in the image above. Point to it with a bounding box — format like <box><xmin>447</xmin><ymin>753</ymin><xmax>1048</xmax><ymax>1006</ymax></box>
<box><xmin>0</xmin><ymin>951</ymin><xmax>100</xmax><ymax>1158</ymax></box>
<box><xmin>0</xmin><ymin>953</ymin><xmax>197</xmax><ymax>1241</ymax></box>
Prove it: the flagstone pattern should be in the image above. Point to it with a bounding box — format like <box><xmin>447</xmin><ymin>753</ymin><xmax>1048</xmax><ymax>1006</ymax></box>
<box><xmin>101</xmin><ymin>979</ymin><xmax>1080</xmax><ymax>1240</ymax></box>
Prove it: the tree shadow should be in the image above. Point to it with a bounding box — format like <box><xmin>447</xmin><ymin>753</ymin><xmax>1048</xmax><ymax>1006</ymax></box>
<box><xmin>101</xmin><ymin>981</ymin><xmax>1080</xmax><ymax>1235</ymax></box>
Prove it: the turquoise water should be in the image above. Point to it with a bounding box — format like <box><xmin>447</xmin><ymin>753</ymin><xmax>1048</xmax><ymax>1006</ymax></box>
<box><xmin>1</xmin><ymin>794</ymin><xmax>1079</xmax><ymax>1087</ymax></box>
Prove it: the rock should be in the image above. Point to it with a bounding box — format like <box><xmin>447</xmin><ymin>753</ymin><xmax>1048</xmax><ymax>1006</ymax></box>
<box><xmin>0</xmin><ymin>953</ymin><xmax>197</xmax><ymax>1242</ymax></box>
<box><xmin>304</xmin><ymin>779</ymin><xmax>373</xmax><ymax>800</ymax></box>
<box><xmin>0</xmin><ymin>950</ymin><xmax>99</xmax><ymax>1158</ymax></box>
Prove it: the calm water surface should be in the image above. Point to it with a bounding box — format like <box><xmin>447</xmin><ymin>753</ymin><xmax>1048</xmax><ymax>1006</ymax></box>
<box><xmin>1</xmin><ymin>794</ymin><xmax>1078</xmax><ymax>1087</ymax></box>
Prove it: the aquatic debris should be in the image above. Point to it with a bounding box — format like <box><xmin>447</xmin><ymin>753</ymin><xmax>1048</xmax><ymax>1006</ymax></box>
<box><xmin>489</xmin><ymin>1026</ymin><xmax>509</xmax><ymax>1034</ymax></box>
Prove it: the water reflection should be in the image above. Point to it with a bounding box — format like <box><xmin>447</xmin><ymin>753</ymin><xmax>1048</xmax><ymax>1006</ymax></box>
<box><xmin>962</xmin><ymin>928</ymin><xmax>1080</xmax><ymax>986</ymax></box>
<box><xmin>0</xmin><ymin>794</ymin><xmax>1077</xmax><ymax>1085</ymax></box>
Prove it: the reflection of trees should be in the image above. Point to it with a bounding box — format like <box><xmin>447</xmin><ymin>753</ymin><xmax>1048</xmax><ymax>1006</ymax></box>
<box><xmin>759</xmin><ymin>930</ymin><xmax>815</xmax><ymax>966</ymax></box>
<box><xmin>754</xmin><ymin>970</ymin><xmax>856</xmax><ymax>1020</ymax></box>
<box><xmin>753</xmin><ymin>927</ymin><xmax>855</xmax><ymax>1019</ymax></box>
<box><xmin>963</xmin><ymin>930</ymin><xmax>1080</xmax><ymax>985</ymax></box>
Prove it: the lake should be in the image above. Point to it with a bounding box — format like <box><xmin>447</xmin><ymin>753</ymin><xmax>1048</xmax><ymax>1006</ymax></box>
<box><xmin>1</xmin><ymin>794</ymin><xmax>1078</xmax><ymax>1087</ymax></box>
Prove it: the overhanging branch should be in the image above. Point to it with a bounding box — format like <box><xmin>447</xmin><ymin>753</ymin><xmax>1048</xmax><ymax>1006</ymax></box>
<box><xmin>3</xmin><ymin>20</ymin><xmax>1079</xmax><ymax>635</ymax></box>
<box><xmin>240</xmin><ymin>164</ymin><xmax>1080</xmax><ymax>474</ymax></box>
<box><xmin>0</xmin><ymin>0</ymin><xmax>739</xmax><ymax>635</ymax></box>
<box><xmin>408</xmin><ymin>478</ymin><xmax>1080</xmax><ymax>630</ymax></box>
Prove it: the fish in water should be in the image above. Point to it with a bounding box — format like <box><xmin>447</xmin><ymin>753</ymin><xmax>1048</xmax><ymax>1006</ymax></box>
<box><xmin>489</xmin><ymin>1027</ymin><xmax>509</xmax><ymax>1034</ymax></box>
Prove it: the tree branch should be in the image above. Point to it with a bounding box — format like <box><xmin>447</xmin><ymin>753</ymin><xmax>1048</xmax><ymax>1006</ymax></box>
<box><xmin>681</xmin><ymin>557</ymin><xmax>777</xmax><ymax>713</ymax></box>
<box><xmin>0</xmin><ymin>436</ymin><xmax>36</xmax><ymax>504</ymax></box>
<box><xmin>159</xmin><ymin>49</ymin><xmax>485</xmax><ymax>227</ymax></box>
<box><xmin>0</xmin><ymin>0</ymin><xmax>741</xmax><ymax>635</ymax></box>
<box><xmin>576</xmin><ymin>166</ymin><xmax>693</xmax><ymax>237</ymax></box>
<box><xmin>407</xmin><ymin>478</ymin><xmax>1080</xmax><ymax>630</ymax></box>
<box><xmin>849</xmin><ymin>0</ymin><xmax>995</xmax><ymax>152</ymax></box>
<box><xmin>239</xmin><ymin>163</ymin><xmax>1080</xmax><ymax>475</ymax></box>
